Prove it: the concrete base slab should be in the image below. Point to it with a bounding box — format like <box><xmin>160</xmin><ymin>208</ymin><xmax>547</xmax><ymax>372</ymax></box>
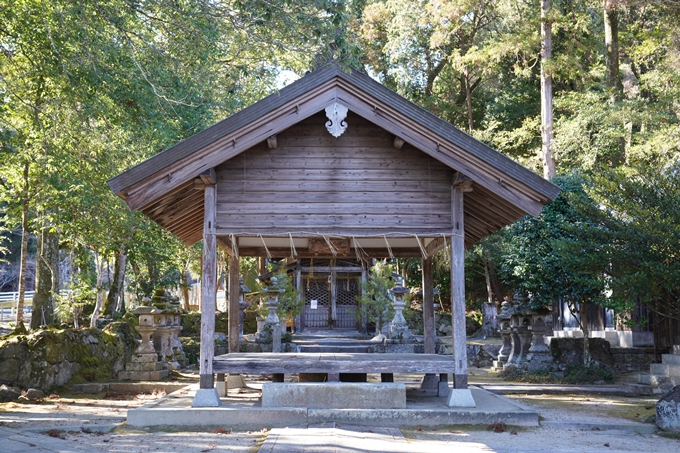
<box><xmin>262</xmin><ymin>382</ymin><xmax>406</xmax><ymax>409</ymax></box>
<box><xmin>126</xmin><ymin>384</ymin><xmax>537</xmax><ymax>430</ymax></box>
<box><xmin>192</xmin><ymin>388</ymin><xmax>221</xmax><ymax>407</ymax></box>
<box><xmin>446</xmin><ymin>388</ymin><xmax>476</xmax><ymax>407</ymax></box>
<box><xmin>541</xmin><ymin>419</ymin><xmax>657</xmax><ymax>434</ymax></box>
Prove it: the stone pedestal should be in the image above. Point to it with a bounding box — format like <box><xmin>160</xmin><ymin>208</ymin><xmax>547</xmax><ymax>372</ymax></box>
<box><xmin>446</xmin><ymin>388</ymin><xmax>476</xmax><ymax>407</ymax></box>
<box><xmin>119</xmin><ymin>352</ymin><xmax>168</xmax><ymax>381</ymax></box>
<box><xmin>494</xmin><ymin>310</ymin><xmax>512</xmax><ymax>371</ymax></box>
<box><xmin>526</xmin><ymin>312</ymin><xmax>553</xmax><ymax>371</ymax></box>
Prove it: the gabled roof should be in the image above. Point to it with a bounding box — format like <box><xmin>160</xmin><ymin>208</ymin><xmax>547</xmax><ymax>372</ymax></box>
<box><xmin>109</xmin><ymin>63</ymin><xmax>559</xmax><ymax>248</ymax></box>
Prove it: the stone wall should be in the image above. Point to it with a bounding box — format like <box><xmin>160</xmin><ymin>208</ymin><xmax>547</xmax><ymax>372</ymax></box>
<box><xmin>0</xmin><ymin>323</ymin><xmax>135</xmax><ymax>391</ymax></box>
<box><xmin>549</xmin><ymin>337</ymin><xmax>613</xmax><ymax>370</ymax></box>
<box><xmin>610</xmin><ymin>347</ymin><xmax>655</xmax><ymax>372</ymax></box>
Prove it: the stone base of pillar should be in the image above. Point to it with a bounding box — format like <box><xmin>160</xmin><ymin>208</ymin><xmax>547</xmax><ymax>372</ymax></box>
<box><xmin>446</xmin><ymin>388</ymin><xmax>476</xmax><ymax>407</ymax></box>
<box><xmin>227</xmin><ymin>374</ymin><xmax>247</xmax><ymax>389</ymax></box>
<box><xmin>215</xmin><ymin>381</ymin><xmax>226</xmax><ymax>397</ymax></box>
<box><xmin>192</xmin><ymin>388</ymin><xmax>221</xmax><ymax>407</ymax></box>
<box><xmin>525</xmin><ymin>352</ymin><xmax>553</xmax><ymax>372</ymax></box>
<box><xmin>492</xmin><ymin>360</ymin><xmax>507</xmax><ymax>371</ymax></box>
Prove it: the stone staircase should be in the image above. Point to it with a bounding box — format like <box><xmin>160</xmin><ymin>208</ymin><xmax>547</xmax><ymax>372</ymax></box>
<box><xmin>634</xmin><ymin>345</ymin><xmax>680</xmax><ymax>394</ymax></box>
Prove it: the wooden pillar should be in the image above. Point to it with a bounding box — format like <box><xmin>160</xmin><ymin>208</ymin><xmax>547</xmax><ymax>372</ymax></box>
<box><xmin>451</xmin><ymin>185</ymin><xmax>468</xmax><ymax>389</ymax></box>
<box><xmin>330</xmin><ymin>269</ymin><xmax>337</xmax><ymax>327</ymax></box>
<box><xmin>199</xmin><ymin>184</ymin><xmax>217</xmax><ymax>390</ymax></box>
<box><xmin>296</xmin><ymin>266</ymin><xmax>303</xmax><ymax>332</ymax></box>
<box><xmin>228</xmin><ymin>253</ymin><xmax>240</xmax><ymax>354</ymax></box>
<box><xmin>422</xmin><ymin>256</ymin><xmax>435</xmax><ymax>354</ymax></box>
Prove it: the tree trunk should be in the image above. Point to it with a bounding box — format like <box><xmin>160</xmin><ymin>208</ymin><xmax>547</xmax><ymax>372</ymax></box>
<box><xmin>464</xmin><ymin>72</ymin><xmax>474</xmax><ymax>133</ymax></box>
<box><xmin>15</xmin><ymin>161</ymin><xmax>30</xmax><ymax>327</ymax></box>
<box><xmin>90</xmin><ymin>251</ymin><xmax>106</xmax><ymax>328</ymax></box>
<box><xmin>181</xmin><ymin>271</ymin><xmax>191</xmax><ymax>310</ymax></box>
<box><xmin>578</xmin><ymin>301</ymin><xmax>591</xmax><ymax>364</ymax></box>
<box><xmin>103</xmin><ymin>245</ymin><xmax>127</xmax><ymax>318</ymax></box>
<box><xmin>484</xmin><ymin>250</ymin><xmax>504</xmax><ymax>306</ymax></box>
<box><xmin>31</xmin><ymin>227</ymin><xmax>59</xmax><ymax>329</ymax></box>
<box><xmin>540</xmin><ymin>0</ymin><xmax>556</xmax><ymax>180</ymax></box>
<box><xmin>604</xmin><ymin>0</ymin><xmax>626</xmax><ymax>166</ymax></box>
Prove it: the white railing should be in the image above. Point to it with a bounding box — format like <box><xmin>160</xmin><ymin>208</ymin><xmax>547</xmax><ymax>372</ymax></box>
<box><xmin>0</xmin><ymin>290</ymin><xmax>69</xmax><ymax>321</ymax></box>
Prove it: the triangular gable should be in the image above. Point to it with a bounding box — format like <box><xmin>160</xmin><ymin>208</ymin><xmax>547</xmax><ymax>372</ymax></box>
<box><xmin>109</xmin><ymin>64</ymin><xmax>560</xmax><ymax>247</ymax></box>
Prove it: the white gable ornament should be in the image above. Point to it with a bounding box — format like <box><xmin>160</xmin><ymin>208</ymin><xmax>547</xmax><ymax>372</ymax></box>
<box><xmin>325</xmin><ymin>102</ymin><xmax>348</xmax><ymax>137</ymax></box>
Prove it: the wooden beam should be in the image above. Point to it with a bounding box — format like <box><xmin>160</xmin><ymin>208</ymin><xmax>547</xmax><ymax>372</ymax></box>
<box><xmin>267</xmin><ymin>134</ymin><xmax>278</xmax><ymax>149</ymax></box>
<box><xmin>216</xmin><ymin>237</ymin><xmax>235</xmax><ymax>256</ymax></box>
<box><xmin>425</xmin><ymin>237</ymin><xmax>446</xmax><ymax>256</ymax></box>
<box><xmin>451</xmin><ymin>185</ymin><xmax>468</xmax><ymax>389</ymax></box>
<box><xmin>228</xmin><ymin>254</ymin><xmax>240</xmax><ymax>354</ymax></box>
<box><xmin>299</xmin><ymin>266</ymin><xmax>363</xmax><ymax>273</ymax></box>
<box><xmin>199</xmin><ymin>184</ymin><xmax>217</xmax><ymax>389</ymax></box>
<box><xmin>392</xmin><ymin>136</ymin><xmax>405</xmax><ymax>149</ymax></box>
<box><xmin>200</xmin><ymin>168</ymin><xmax>217</xmax><ymax>185</ymax></box>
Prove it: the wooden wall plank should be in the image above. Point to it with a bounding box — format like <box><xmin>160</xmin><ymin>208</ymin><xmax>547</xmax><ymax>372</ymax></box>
<box><xmin>215</xmin><ymin>112</ymin><xmax>453</xmax><ymax>235</ymax></box>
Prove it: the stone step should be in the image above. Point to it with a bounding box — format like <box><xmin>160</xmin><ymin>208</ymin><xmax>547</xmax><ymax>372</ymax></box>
<box><xmin>624</xmin><ymin>383</ymin><xmax>656</xmax><ymax>396</ymax></box>
<box><xmin>663</xmin><ymin>353</ymin><xmax>680</xmax><ymax>365</ymax></box>
<box><xmin>651</xmin><ymin>363</ymin><xmax>680</xmax><ymax>377</ymax></box>
<box><xmin>298</xmin><ymin>345</ymin><xmax>371</xmax><ymax>353</ymax></box>
<box><xmin>637</xmin><ymin>373</ymin><xmax>671</xmax><ymax>386</ymax></box>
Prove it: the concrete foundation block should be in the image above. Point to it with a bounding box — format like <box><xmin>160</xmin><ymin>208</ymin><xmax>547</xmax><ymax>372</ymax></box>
<box><xmin>446</xmin><ymin>388</ymin><xmax>476</xmax><ymax>407</ymax></box>
<box><xmin>438</xmin><ymin>381</ymin><xmax>450</xmax><ymax>397</ymax></box>
<box><xmin>227</xmin><ymin>374</ymin><xmax>246</xmax><ymax>389</ymax></box>
<box><xmin>192</xmin><ymin>388</ymin><xmax>221</xmax><ymax>407</ymax></box>
<box><xmin>215</xmin><ymin>381</ymin><xmax>226</xmax><ymax>397</ymax></box>
<box><xmin>262</xmin><ymin>382</ymin><xmax>406</xmax><ymax>409</ymax></box>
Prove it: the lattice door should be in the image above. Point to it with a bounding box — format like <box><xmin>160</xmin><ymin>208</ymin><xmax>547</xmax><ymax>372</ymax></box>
<box><xmin>336</xmin><ymin>278</ymin><xmax>359</xmax><ymax>329</ymax></box>
<box><xmin>304</xmin><ymin>277</ymin><xmax>330</xmax><ymax>328</ymax></box>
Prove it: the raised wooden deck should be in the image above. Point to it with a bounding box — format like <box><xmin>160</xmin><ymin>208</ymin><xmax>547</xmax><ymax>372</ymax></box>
<box><xmin>213</xmin><ymin>352</ymin><xmax>454</xmax><ymax>375</ymax></box>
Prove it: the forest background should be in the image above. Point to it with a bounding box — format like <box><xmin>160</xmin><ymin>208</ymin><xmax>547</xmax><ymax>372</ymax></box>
<box><xmin>1</xmin><ymin>1</ymin><xmax>678</xmax><ymax>338</ymax></box>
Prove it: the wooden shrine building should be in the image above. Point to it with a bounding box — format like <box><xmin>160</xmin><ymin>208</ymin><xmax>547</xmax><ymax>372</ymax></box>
<box><xmin>109</xmin><ymin>63</ymin><xmax>560</xmax><ymax>407</ymax></box>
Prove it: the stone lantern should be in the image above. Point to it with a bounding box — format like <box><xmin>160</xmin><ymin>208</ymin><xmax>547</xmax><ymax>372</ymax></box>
<box><xmin>119</xmin><ymin>305</ymin><xmax>169</xmax><ymax>381</ymax></box>
<box><xmin>238</xmin><ymin>276</ymin><xmax>251</xmax><ymax>339</ymax></box>
<box><xmin>388</xmin><ymin>276</ymin><xmax>412</xmax><ymax>342</ymax></box>
<box><xmin>263</xmin><ymin>276</ymin><xmax>283</xmax><ymax>353</ymax></box>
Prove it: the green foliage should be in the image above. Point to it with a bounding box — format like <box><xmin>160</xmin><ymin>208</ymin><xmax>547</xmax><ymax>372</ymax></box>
<box><xmin>55</xmin><ymin>283</ymin><xmax>97</xmax><ymax>328</ymax></box>
<box><xmin>564</xmin><ymin>363</ymin><xmax>614</xmax><ymax>384</ymax></box>
<box><xmin>502</xmin><ymin>363</ymin><xmax>614</xmax><ymax>385</ymax></box>
<box><xmin>355</xmin><ymin>260</ymin><xmax>395</xmax><ymax>333</ymax></box>
<box><xmin>501</xmin><ymin>367</ymin><xmax>561</xmax><ymax>384</ymax></box>
<box><xmin>271</xmin><ymin>268</ymin><xmax>303</xmax><ymax>323</ymax></box>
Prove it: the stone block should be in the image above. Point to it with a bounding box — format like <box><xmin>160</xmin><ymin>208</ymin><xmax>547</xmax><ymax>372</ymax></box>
<box><xmin>657</xmin><ymin>385</ymin><xmax>680</xmax><ymax>432</ymax></box>
<box><xmin>127</xmin><ymin>361</ymin><xmax>165</xmax><ymax>372</ymax></box>
<box><xmin>663</xmin><ymin>354</ymin><xmax>680</xmax><ymax>366</ymax></box>
<box><xmin>192</xmin><ymin>388</ymin><xmax>221</xmax><ymax>407</ymax></box>
<box><xmin>226</xmin><ymin>374</ymin><xmax>246</xmax><ymax>389</ymax></box>
<box><xmin>261</xmin><ymin>382</ymin><xmax>406</xmax><ymax>409</ymax></box>
<box><xmin>132</xmin><ymin>353</ymin><xmax>160</xmax><ymax>363</ymax></box>
<box><xmin>446</xmin><ymin>388</ymin><xmax>476</xmax><ymax>407</ymax></box>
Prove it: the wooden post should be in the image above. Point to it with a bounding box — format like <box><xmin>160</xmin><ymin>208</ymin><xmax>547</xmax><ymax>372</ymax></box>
<box><xmin>330</xmin><ymin>269</ymin><xmax>337</xmax><ymax>327</ymax></box>
<box><xmin>422</xmin><ymin>256</ymin><xmax>435</xmax><ymax>354</ymax></box>
<box><xmin>296</xmin><ymin>266</ymin><xmax>303</xmax><ymax>332</ymax></box>
<box><xmin>228</xmin><ymin>254</ymin><xmax>240</xmax><ymax>354</ymax></box>
<box><xmin>199</xmin><ymin>184</ymin><xmax>217</xmax><ymax>390</ymax></box>
<box><xmin>451</xmin><ymin>185</ymin><xmax>468</xmax><ymax>389</ymax></box>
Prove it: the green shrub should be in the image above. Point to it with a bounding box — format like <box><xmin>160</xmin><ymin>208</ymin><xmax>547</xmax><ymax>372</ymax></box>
<box><xmin>564</xmin><ymin>363</ymin><xmax>614</xmax><ymax>384</ymax></box>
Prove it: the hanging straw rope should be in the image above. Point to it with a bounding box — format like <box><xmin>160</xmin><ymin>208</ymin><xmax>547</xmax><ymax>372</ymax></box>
<box><xmin>322</xmin><ymin>234</ymin><xmax>338</xmax><ymax>257</ymax></box>
<box><xmin>413</xmin><ymin>233</ymin><xmax>428</xmax><ymax>260</ymax></box>
<box><xmin>258</xmin><ymin>234</ymin><xmax>272</xmax><ymax>260</ymax></box>
<box><xmin>288</xmin><ymin>233</ymin><xmax>297</xmax><ymax>259</ymax></box>
<box><xmin>230</xmin><ymin>234</ymin><xmax>239</xmax><ymax>257</ymax></box>
<box><xmin>382</xmin><ymin>234</ymin><xmax>395</xmax><ymax>260</ymax></box>
<box><xmin>352</xmin><ymin>236</ymin><xmax>368</xmax><ymax>262</ymax></box>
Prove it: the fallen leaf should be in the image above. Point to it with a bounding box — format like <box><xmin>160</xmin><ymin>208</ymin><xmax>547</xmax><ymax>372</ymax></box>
<box><xmin>604</xmin><ymin>443</ymin><xmax>610</xmax><ymax>447</ymax></box>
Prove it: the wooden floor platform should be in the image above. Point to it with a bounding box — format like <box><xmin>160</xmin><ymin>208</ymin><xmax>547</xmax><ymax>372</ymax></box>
<box><xmin>213</xmin><ymin>353</ymin><xmax>454</xmax><ymax>375</ymax></box>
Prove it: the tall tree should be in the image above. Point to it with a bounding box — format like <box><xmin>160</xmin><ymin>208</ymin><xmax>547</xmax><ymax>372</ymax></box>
<box><xmin>541</xmin><ymin>0</ymin><xmax>556</xmax><ymax>179</ymax></box>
